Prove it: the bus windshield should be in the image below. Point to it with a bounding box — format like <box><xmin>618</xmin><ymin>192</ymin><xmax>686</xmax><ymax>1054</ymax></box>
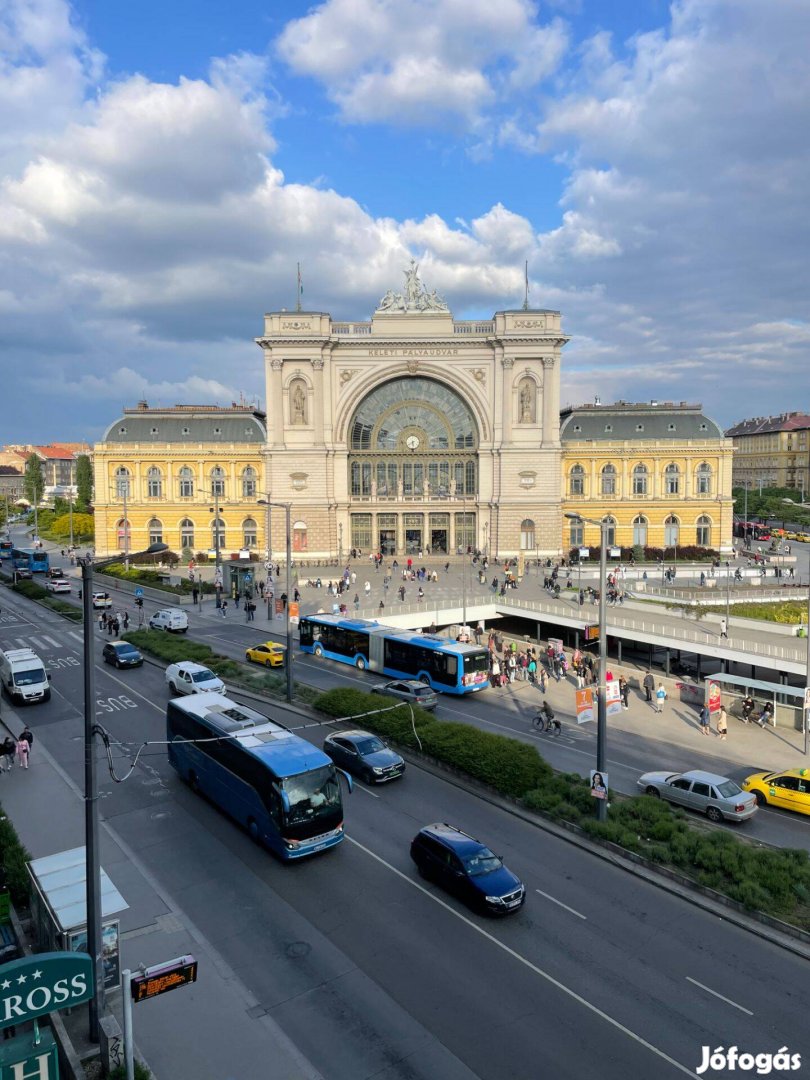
<box><xmin>282</xmin><ymin>765</ymin><xmax>342</xmax><ymax>826</ymax></box>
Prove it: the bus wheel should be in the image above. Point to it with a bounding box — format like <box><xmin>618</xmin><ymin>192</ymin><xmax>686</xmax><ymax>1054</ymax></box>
<box><xmin>247</xmin><ymin>818</ymin><xmax>260</xmax><ymax>843</ymax></box>
<box><xmin>314</xmin><ymin>644</ymin><xmax>324</xmax><ymax>657</ymax></box>
<box><xmin>419</xmin><ymin>674</ymin><xmax>430</xmax><ymax>686</ymax></box>
<box><xmin>355</xmin><ymin>656</ymin><xmax>367</xmax><ymax>671</ymax></box>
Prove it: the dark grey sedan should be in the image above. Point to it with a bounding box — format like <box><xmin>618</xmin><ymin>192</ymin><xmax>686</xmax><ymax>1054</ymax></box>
<box><xmin>371</xmin><ymin>679</ymin><xmax>438</xmax><ymax>711</ymax></box>
<box><xmin>323</xmin><ymin>729</ymin><xmax>405</xmax><ymax>785</ymax></box>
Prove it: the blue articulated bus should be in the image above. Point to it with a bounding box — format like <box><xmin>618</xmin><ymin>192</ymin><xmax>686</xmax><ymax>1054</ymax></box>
<box><xmin>166</xmin><ymin>694</ymin><xmax>351</xmax><ymax>859</ymax></box>
<box><xmin>11</xmin><ymin>547</ymin><xmax>50</xmax><ymax>573</ymax></box>
<box><xmin>0</xmin><ymin>539</ymin><xmax>12</xmax><ymax>559</ymax></box>
<box><xmin>299</xmin><ymin>614</ymin><xmax>490</xmax><ymax>694</ymax></box>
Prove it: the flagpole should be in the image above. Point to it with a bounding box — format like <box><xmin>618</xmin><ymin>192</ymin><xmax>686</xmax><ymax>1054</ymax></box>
<box><xmin>523</xmin><ymin>260</ymin><xmax>529</xmax><ymax>310</ymax></box>
<box><xmin>296</xmin><ymin>262</ymin><xmax>302</xmax><ymax>312</ymax></box>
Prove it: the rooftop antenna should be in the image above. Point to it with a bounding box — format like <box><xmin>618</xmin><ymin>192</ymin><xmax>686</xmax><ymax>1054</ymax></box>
<box><xmin>522</xmin><ymin>260</ymin><xmax>529</xmax><ymax>310</ymax></box>
<box><xmin>296</xmin><ymin>262</ymin><xmax>303</xmax><ymax>313</ymax></box>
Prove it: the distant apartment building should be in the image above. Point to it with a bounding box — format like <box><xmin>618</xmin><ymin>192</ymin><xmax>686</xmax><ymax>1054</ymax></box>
<box><xmin>724</xmin><ymin>413</ymin><xmax>810</xmax><ymax>496</ymax></box>
<box><xmin>1</xmin><ymin>443</ymin><xmax>91</xmax><ymax>500</ymax></box>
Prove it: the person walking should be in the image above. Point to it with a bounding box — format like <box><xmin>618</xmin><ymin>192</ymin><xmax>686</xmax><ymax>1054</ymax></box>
<box><xmin>354</xmin><ymin>594</ymin><xmax>360</xmax><ymax>611</ymax></box>
<box><xmin>619</xmin><ymin>675</ymin><xmax>629</xmax><ymax>710</ymax></box>
<box><xmin>655</xmin><ymin>683</ymin><xmax>667</xmax><ymax>713</ymax></box>
<box><xmin>717</xmin><ymin>705</ymin><xmax>728</xmax><ymax>740</ymax></box>
<box><xmin>0</xmin><ymin>736</ymin><xmax>16</xmax><ymax>773</ymax></box>
<box><xmin>643</xmin><ymin>671</ymin><xmax>655</xmax><ymax>703</ymax></box>
<box><xmin>16</xmin><ymin>736</ymin><xmax>30</xmax><ymax>770</ymax></box>
<box><xmin>719</xmin><ymin>617</ymin><xmax>728</xmax><ymax>639</ymax></box>
<box><xmin>698</xmin><ymin>705</ymin><xmax>711</xmax><ymax>735</ymax></box>
<box><xmin>122</xmin><ymin>611</ymin><xmax>129</xmax><ymax>631</ymax></box>
<box><xmin>220</xmin><ymin>598</ymin><xmax>228</xmax><ymax>618</ymax></box>
<box><xmin>98</xmin><ymin>612</ymin><xmax>105</xmax><ymax>632</ymax></box>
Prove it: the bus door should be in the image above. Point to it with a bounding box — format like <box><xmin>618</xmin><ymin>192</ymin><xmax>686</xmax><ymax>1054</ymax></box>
<box><xmin>368</xmin><ymin>631</ymin><xmax>385</xmax><ymax>672</ymax></box>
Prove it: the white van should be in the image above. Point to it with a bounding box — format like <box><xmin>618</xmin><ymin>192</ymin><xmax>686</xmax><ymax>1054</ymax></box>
<box><xmin>0</xmin><ymin>648</ymin><xmax>52</xmax><ymax>704</ymax></box>
<box><xmin>148</xmin><ymin>608</ymin><xmax>189</xmax><ymax>633</ymax></box>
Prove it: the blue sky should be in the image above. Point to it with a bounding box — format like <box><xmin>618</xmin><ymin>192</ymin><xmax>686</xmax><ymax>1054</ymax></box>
<box><xmin>2</xmin><ymin>0</ymin><xmax>809</xmax><ymax>443</ymax></box>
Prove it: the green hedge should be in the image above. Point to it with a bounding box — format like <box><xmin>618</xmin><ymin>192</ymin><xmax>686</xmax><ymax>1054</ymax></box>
<box><xmin>11</xmin><ymin>579</ymin><xmax>82</xmax><ymax>621</ymax></box>
<box><xmin>0</xmin><ymin>810</ymin><xmax>31</xmax><ymax>908</ymax></box>
<box><xmin>101</xmin><ymin>564</ymin><xmax>216</xmax><ymax>595</ymax></box>
<box><xmin>315</xmin><ymin>687</ymin><xmax>810</xmax><ymax>928</ymax></box>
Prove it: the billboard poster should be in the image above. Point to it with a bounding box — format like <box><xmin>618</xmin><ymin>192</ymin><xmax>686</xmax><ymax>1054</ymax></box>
<box><xmin>590</xmin><ymin>770</ymin><xmax>608</xmax><ymax>800</ymax></box>
<box><xmin>706</xmin><ymin>679</ymin><xmax>722</xmax><ymax>714</ymax></box>
<box><xmin>575</xmin><ymin>688</ymin><xmax>594</xmax><ymax>724</ymax></box>
<box><xmin>606</xmin><ymin>680</ymin><xmax>622</xmax><ymax>716</ymax></box>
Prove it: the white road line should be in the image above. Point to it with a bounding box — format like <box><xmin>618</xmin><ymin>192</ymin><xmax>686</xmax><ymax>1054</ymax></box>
<box><xmin>354</xmin><ymin>783</ymin><xmax>381</xmax><ymax>799</ymax></box>
<box><xmin>685</xmin><ymin>976</ymin><xmax>753</xmax><ymax>1016</ymax></box>
<box><xmin>27</xmin><ymin>636</ymin><xmax>45</xmax><ymax>650</ymax></box>
<box><xmin>68</xmin><ymin>631</ymin><xmax>84</xmax><ymax>643</ymax></box>
<box><xmin>347</xmin><ymin>836</ymin><xmax>696</xmax><ymax>1077</ymax></box>
<box><xmin>42</xmin><ymin>635</ymin><xmax>62</xmax><ymax>648</ymax></box>
<box><xmin>535</xmin><ymin>888</ymin><xmax>587</xmax><ymax>920</ymax></box>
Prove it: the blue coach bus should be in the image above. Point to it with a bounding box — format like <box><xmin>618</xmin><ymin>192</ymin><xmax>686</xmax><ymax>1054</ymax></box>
<box><xmin>166</xmin><ymin>694</ymin><xmax>351</xmax><ymax>859</ymax></box>
<box><xmin>299</xmin><ymin>614</ymin><xmax>490</xmax><ymax>694</ymax></box>
<box><xmin>11</xmin><ymin>547</ymin><xmax>50</xmax><ymax>573</ymax></box>
<box><xmin>0</xmin><ymin>539</ymin><xmax>13</xmax><ymax>559</ymax></box>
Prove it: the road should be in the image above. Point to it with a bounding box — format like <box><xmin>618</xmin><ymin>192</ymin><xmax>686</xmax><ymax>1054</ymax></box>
<box><xmin>1</xmin><ymin>578</ymin><xmax>809</xmax><ymax>1078</ymax></box>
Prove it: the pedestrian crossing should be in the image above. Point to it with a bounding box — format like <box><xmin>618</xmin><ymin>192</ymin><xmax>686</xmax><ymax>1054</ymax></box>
<box><xmin>0</xmin><ymin>631</ymin><xmax>79</xmax><ymax>653</ymax></box>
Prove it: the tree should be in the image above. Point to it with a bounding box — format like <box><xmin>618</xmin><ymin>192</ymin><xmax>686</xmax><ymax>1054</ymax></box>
<box><xmin>75</xmin><ymin>454</ymin><xmax>93</xmax><ymax>508</ymax></box>
<box><xmin>51</xmin><ymin>512</ymin><xmax>94</xmax><ymax>542</ymax></box>
<box><xmin>24</xmin><ymin>453</ymin><xmax>44</xmax><ymax>506</ymax></box>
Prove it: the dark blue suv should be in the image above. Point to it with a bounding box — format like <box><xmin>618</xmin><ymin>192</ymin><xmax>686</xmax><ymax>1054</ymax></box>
<box><xmin>410</xmin><ymin>823</ymin><xmax>525</xmax><ymax>915</ymax></box>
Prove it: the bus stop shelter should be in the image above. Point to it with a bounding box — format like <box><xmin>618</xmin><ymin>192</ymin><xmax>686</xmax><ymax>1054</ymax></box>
<box><xmin>704</xmin><ymin>673</ymin><xmax>805</xmax><ymax>730</ymax></box>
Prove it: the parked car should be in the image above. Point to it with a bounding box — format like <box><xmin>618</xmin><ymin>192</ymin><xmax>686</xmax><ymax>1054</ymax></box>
<box><xmin>92</xmin><ymin>592</ymin><xmax>112</xmax><ymax>609</ymax></box>
<box><xmin>245</xmin><ymin>641</ymin><xmax>286</xmax><ymax>667</ymax></box>
<box><xmin>14</xmin><ymin>568</ymin><xmax>33</xmax><ymax>580</ymax></box>
<box><xmin>103</xmin><ymin>641</ymin><xmax>144</xmax><ymax>669</ymax></box>
<box><xmin>149</xmin><ymin>608</ymin><xmax>189</xmax><ymax>633</ymax></box>
<box><xmin>47</xmin><ymin>567</ymin><xmax>65</xmax><ymax>579</ymax></box>
<box><xmin>637</xmin><ymin>769</ymin><xmax>757</xmax><ymax>823</ymax></box>
<box><xmin>741</xmin><ymin>769</ymin><xmax>810</xmax><ymax>816</ymax></box>
<box><xmin>165</xmin><ymin>661</ymin><xmax>224</xmax><ymax>695</ymax></box>
<box><xmin>371</xmin><ymin>679</ymin><xmax>438</xmax><ymax>711</ymax></box>
<box><xmin>45</xmin><ymin>578</ymin><xmax>71</xmax><ymax>593</ymax></box>
<box><xmin>410</xmin><ymin>823</ymin><xmax>526</xmax><ymax>915</ymax></box>
<box><xmin>323</xmin><ymin>729</ymin><xmax>405</xmax><ymax>784</ymax></box>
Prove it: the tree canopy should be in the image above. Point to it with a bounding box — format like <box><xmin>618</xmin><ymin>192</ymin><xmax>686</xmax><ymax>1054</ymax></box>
<box><xmin>75</xmin><ymin>454</ymin><xmax>93</xmax><ymax>508</ymax></box>
<box><xmin>23</xmin><ymin>453</ymin><xmax>44</xmax><ymax>505</ymax></box>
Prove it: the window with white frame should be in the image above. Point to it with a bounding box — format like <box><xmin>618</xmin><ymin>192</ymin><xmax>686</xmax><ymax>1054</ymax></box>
<box><xmin>632</xmin><ymin>515</ymin><xmax>648</xmax><ymax>546</ymax></box>
<box><xmin>147</xmin><ymin>518</ymin><xmax>163</xmax><ymax>545</ymax></box>
<box><xmin>664</xmin><ymin>463</ymin><xmax>680</xmax><ymax>495</ymax></box>
<box><xmin>210</xmin><ymin>466</ymin><xmax>226</xmax><ymax>498</ymax></box>
<box><xmin>696</xmin><ymin>462</ymin><xmax>712</xmax><ymax>495</ymax></box>
<box><xmin>601</xmin><ymin>464</ymin><xmax>617</xmax><ymax>496</ymax></box>
<box><xmin>569</xmin><ymin>464</ymin><xmax>585</xmax><ymax>496</ymax></box>
<box><xmin>569</xmin><ymin>519</ymin><xmax>584</xmax><ymax>547</ymax></box>
<box><xmin>696</xmin><ymin>515</ymin><xmax>712</xmax><ymax>546</ymax></box>
<box><xmin>664</xmin><ymin>515</ymin><xmax>680</xmax><ymax>546</ymax></box>
<box><xmin>146</xmin><ymin>466</ymin><xmax>162</xmax><ymax>498</ymax></box>
<box><xmin>178</xmin><ymin>466</ymin><xmax>194</xmax><ymax>498</ymax></box>
<box><xmin>241</xmin><ymin>466</ymin><xmax>257</xmax><ymax>498</ymax></box>
<box><xmin>603</xmin><ymin>516</ymin><xmax>617</xmax><ymax>547</ymax></box>
<box><xmin>632</xmin><ymin>464</ymin><xmax>648</xmax><ymax>496</ymax></box>
<box><xmin>242</xmin><ymin>517</ymin><xmax>257</xmax><ymax>547</ymax></box>
<box><xmin>114</xmin><ymin>467</ymin><xmax>130</xmax><ymax>498</ymax></box>
<box><xmin>520</xmin><ymin>519</ymin><xmax>535</xmax><ymax>550</ymax></box>
<box><xmin>179</xmin><ymin>518</ymin><xmax>195</xmax><ymax>549</ymax></box>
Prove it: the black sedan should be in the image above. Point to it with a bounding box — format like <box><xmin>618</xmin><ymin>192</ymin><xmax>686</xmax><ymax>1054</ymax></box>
<box><xmin>102</xmin><ymin>641</ymin><xmax>144</xmax><ymax>668</ymax></box>
<box><xmin>323</xmin><ymin>729</ymin><xmax>405</xmax><ymax>784</ymax></box>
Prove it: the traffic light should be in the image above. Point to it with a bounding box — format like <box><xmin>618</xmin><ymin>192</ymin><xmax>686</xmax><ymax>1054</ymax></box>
<box><xmin>135</xmin><ymin>597</ymin><xmax>143</xmax><ymax>608</ymax></box>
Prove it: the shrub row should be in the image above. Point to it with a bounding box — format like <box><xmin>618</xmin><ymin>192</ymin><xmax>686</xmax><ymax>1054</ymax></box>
<box><xmin>11</xmin><ymin>579</ymin><xmax>82</xmax><ymax>621</ymax></box>
<box><xmin>568</xmin><ymin>545</ymin><xmax>719</xmax><ymax>563</ymax></box>
<box><xmin>315</xmin><ymin>688</ymin><xmax>810</xmax><ymax>928</ymax></box>
<box><xmin>122</xmin><ymin>630</ymin><xmax>320</xmax><ymax>706</ymax></box>
<box><xmin>101</xmin><ymin>564</ymin><xmax>216</xmax><ymax>595</ymax></box>
<box><xmin>0</xmin><ymin>809</ymin><xmax>32</xmax><ymax>909</ymax></box>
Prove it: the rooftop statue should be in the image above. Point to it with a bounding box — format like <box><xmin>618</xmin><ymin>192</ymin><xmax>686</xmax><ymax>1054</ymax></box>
<box><xmin>375</xmin><ymin>259</ymin><xmax>449</xmax><ymax>313</ymax></box>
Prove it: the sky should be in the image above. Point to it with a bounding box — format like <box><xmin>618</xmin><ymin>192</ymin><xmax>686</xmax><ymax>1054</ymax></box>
<box><xmin>1</xmin><ymin>0</ymin><xmax>809</xmax><ymax>444</ymax></box>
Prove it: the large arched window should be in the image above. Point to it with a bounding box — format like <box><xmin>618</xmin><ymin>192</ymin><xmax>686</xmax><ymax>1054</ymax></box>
<box><xmin>696</xmin><ymin>462</ymin><xmax>712</xmax><ymax>495</ymax></box>
<box><xmin>210</xmin><ymin>466</ymin><xmax>226</xmax><ymax>498</ymax></box>
<box><xmin>664</xmin><ymin>463</ymin><xmax>680</xmax><ymax>495</ymax></box>
<box><xmin>664</xmin><ymin>514</ymin><xmax>680</xmax><ymax>546</ymax></box>
<box><xmin>211</xmin><ymin>517</ymin><xmax>226</xmax><ymax>549</ymax></box>
<box><xmin>179</xmin><ymin>518</ymin><xmax>195</xmax><ymax>550</ymax></box>
<box><xmin>178</xmin><ymin>466</ymin><xmax>194</xmax><ymax>498</ymax></box>
<box><xmin>242</xmin><ymin>518</ymin><xmax>257</xmax><ymax>548</ymax></box>
<box><xmin>569</xmin><ymin>464</ymin><xmax>585</xmax><ymax>496</ymax></box>
<box><xmin>116</xmin><ymin>517</ymin><xmax>130</xmax><ymax>547</ymax></box>
<box><xmin>147</xmin><ymin>517</ymin><xmax>163</xmax><ymax>545</ymax></box>
<box><xmin>520</xmin><ymin>519</ymin><xmax>535</xmax><ymax>550</ymax></box>
<box><xmin>603</xmin><ymin>516</ymin><xmax>617</xmax><ymax>547</ymax></box>
<box><xmin>114</xmin><ymin>467</ymin><xmax>130</xmax><ymax>498</ymax></box>
<box><xmin>601</xmin><ymin>464</ymin><xmax>617</xmax><ymax>496</ymax></box>
<box><xmin>696</xmin><ymin>515</ymin><xmax>712</xmax><ymax>546</ymax></box>
<box><xmin>146</xmin><ymin>466</ymin><xmax>162</xmax><ymax>499</ymax></box>
<box><xmin>241</xmin><ymin>466</ymin><xmax>257</xmax><ymax>498</ymax></box>
<box><xmin>632</xmin><ymin>515</ymin><xmax>648</xmax><ymax>546</ymax></box>
<box><xmin>632</xmin><ymin>464</ymin><xmax>648</xmax><ymax>496</ymax></box>
<box><xmin>293</xmin><ymin>520</ymin><xmax>308</xmax><ymax>552</ymax></box>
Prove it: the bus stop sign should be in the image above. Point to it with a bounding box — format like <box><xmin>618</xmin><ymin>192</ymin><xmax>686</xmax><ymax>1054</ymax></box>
<box><xmin>131</xmin><ymin>955</ymin><xmax>198</xmax><ymax>1003</ymax></box>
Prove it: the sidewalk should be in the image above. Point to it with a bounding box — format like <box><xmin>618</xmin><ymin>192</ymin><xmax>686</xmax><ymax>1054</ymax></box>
<box><xmin>0</xmin><ymin>708</ymin><xmax>322</xmax><ymax>1080</ymax></box>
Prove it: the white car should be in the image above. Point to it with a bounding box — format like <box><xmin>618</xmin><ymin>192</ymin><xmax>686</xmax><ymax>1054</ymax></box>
<box><xmin>165</xmin><ymin>662</ymin><xmax>224</xmax><ymax>695</ymax></box>
<box><xmin>45</xmin><ymin>579</ymin><xmax>71</xmax><ymax>593</ymax></box>
<box><xmin>149</xmin><ymin>608</ymin><xmax>189</xmax><ymax>633</ymax></box>
<box><xmin>92</xmin><ymin>592</ymin><xmax>112</xmax><ymax>609</ymax></box>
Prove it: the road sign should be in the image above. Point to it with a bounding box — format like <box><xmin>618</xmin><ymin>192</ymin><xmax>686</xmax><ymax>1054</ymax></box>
<box><xmin>134</xmin><ymin>587</ymin><xmax>144</xmax><ymax>598</ymax></box>
<box><xmin>0</xmin><ymin>952</ymin><xmax>94</xmax><ymax>1029</ymax></box>
<box><xmin>583</xmin><ymin>624</ymin><xmax>600</xmax><ymax>642</ymax></box>
<box><xmin>131</xmin><ymin>955</ymin><xmax>198</xmax><ymax>1003</ymax></box>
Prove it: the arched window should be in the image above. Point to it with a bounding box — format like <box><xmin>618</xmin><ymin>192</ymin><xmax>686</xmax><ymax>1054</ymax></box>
<box><xmin>179</xmin><ymin>518</ymin><xmax>195</xmax><ymax>550</ymax></box>
<box><xmin>146</xmin><ymin>466</ymin><xmax>162</xmax><ymax>499</ymax></box>
<box><xmin>664</xmin><ymin>463</ymin><xmax>680</xmax><ymax>495</ymax></box>
<box><xmin>210</xmin><ymin>466</ymin><xmax>225</xmax><ymax>498</ymax></box>
<box><xmin>603</xmin><ymin>516</ymin><xmax>617</xmax><ymax>547</ymax></box>
<box><xmin>696</xmin><ymin>462</ymin><xmax>712</xmax><ymax>495</ymax></box>
<box><xmin>569</xmin><ymin>518</ymin><xmax>584</xmax><ymax>548</ymax></box>
<box><xmin>569</xmin><ymin>464</ymin><xmax>585</xmax><ymax>496</ymax></box>
<box><xmin>601</xmin><ymin>464</ymin><xmax>617</xmax><ymax>496</ymax></box>
<box><xmin>241</xmin><ymin>466</ymin><xmax>257</xmax><ymax>498</ymax></box>
<box><xmin>520</xmin><ymin>519</ymin><xmax>535</xmax><ymax>550</ymax></box>
<box><xmin>293</xmin><ymin>520</ymin><xmax>308</xmax><ymax>552</ymax></box>
<box><xmin>116</xmin><ymin>518</ymin><xmax>130</xmax><ymax>547</ymax></box>
<box><xmin>211</xmin><ymin>517</ymin><xmax>226</xmax><ymax>549</ymax></box>
<box><xmin>664</xmin><ymin>514</ymin><xmax>680</xmax><ymax>546</ymax></box>
<box><xmin>242</xmin><ymin>518</ymin><xmax>257</xmax><ymax>548</ymax></box>
<box><xmin>147</xmin><ymin>518</ymin><xmax>163</xmax><ymax>545</ymax></box>
<box><xmin>178</xmin><ymin>466</ymin><xmax>194</xmax><ymax>498</ymax></box>
<box><xmin>632</xmin><ymin>515</ymin><xmax>648</xmax><ymax>546</ymax></box>
<box><xmin>696</xmin><ymin>515</ymin><xmax>712</xmax><ymax>546</ymax></box>
<box><xmin>632</xmin><ymin>464</ymin><xmax>648</xmax><ymax>496</ymax></box>
<box><xmin>114</xmin><ymin>467</ymin><xmax>130</xmax><ymax>498</ymax></box>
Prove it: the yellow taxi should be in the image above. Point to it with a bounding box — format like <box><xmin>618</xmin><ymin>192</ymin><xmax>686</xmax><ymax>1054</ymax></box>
<box><xmin>741</xmin><ymin>768</ymin><xmax>810</xmax><ymax>816</ymax></box>
<box><xmin>245</xmin><ymin>641</ymin><xmax>287</xmax><ymax>668</ymax></box>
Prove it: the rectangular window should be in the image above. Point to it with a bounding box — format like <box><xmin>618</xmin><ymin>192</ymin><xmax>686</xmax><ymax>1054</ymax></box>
<box><xmin>147</xmin><ymin>478</ymin><xmax>162</xmax><ymax>498</ymax></box>
<box><xmin>569</xmin><ymin>521</ymin><xmax>583</xmax><ymax>547</ymax></box>
<box><xmin>696</xmin><ymin>524</ymin><xmax>711</xmax><ymax>546</ymax></box>
<box><xmin>666</xmin><ymin>474</ymin><xmax>680</xmax><ymax>495</ymax></box>
<box><xmin>351</xmin><ymin>462</ymin><xmax>372</xmax><ymax>496</ymax></box>
<box><xmin>180</xmin><ymin>525</ymin><xmax>194</xmax><ymax>549</ymax></box>
<box><xmin>632</xmin><ymin>473</ymin><xmax>647</xmax><ymax>496</ymax></box>
<box><xmin>242</xmin><ymin>477</ymin><xmax>256</xmax><ymax>498</ymax></box>
<box><xmin>601</xmin><ymin>474</ymin><xmax>616</xmax><ymax>495</ymax></box>
<box><xmin>570</xmin><ymin>475</ymin><xmax>584</xmax><ymax>496</ymax></box>
<box><xmin>243</xmin><ymin>527</ymin><xmax>257</xmax><ymax>547</ymax></box>
<box><xmin>149</xmin><ymin>524</ymin><xmax>163</xmax><ymax>545</ymax></box>
<box><xmin>351</xmin><ymin>513</ymin><xmax>372</xmax><ymax>550</ymax></box>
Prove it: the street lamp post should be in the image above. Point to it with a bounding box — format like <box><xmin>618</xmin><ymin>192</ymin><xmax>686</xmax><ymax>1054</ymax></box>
<box><xmin>338</xmin><ymin>521</ymin><xmax>343</xmax><ymax>567</ymax></box>
<box><xmin>258</xmin><ymin>498</ymin><xmax>293</xmax><ymax>704</ymax></box>
<box><xmin>784</xmin><ymin>498</ymin><xmax>810</xmax><ymax>755</ymax></box>
<box><xmin>566</xmin><ymin>512</ymin><xmax>608</xmax><ymax>821</ymax></box>
<box><xmin>80</xmin><ymin>542</ymin><xmax>167</xmax><ymax>1041</ymax></box>
<box><xmin>69</xmin><ymin>458</ymin><xmax>75</xmax><ymax>549</ymax></box>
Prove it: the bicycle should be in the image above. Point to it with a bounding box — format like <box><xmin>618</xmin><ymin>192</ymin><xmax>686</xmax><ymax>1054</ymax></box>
<box><xmin>531</xmin><ymin>711</ymin><xmax>561</xmax><ymax>736</ymax></box>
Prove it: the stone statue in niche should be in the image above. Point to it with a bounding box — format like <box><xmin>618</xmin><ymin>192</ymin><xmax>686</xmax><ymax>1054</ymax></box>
<box><xmin>291</xmin><ymin>381</ymin><xmax>307</xmax><ymax>425</ymax></box>
<box><xmin>519</xmin><ymin>379</ymin><xmax>535</xmax><ymax>424</ymax></box>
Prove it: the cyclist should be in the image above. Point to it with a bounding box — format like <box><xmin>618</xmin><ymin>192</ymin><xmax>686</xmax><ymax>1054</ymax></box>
<box><xmin>539</xmin><ymin>700</ymin><xmax>560</xmax><ymax>734</ymax></box>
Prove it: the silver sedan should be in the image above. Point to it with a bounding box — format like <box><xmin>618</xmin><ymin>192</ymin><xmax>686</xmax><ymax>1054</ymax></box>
<box><xmin>637</xmin><ymin>769</ymin><xmax>757</xmax><ymax>823</ymax></box>
<box><xmin>371</xmin><ymin>679</ymin><xmax>438</xmax><ymax>711</ymax></box>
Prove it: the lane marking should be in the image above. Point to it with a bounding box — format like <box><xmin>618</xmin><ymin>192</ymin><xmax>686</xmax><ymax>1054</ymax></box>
<box><xmin>43</xmin><ymin>635</ymin><xmax>62</xmax><ymax>648</ymax></box>
<box><xmin>354</xmin><ymin>783</ymin><xmax>380</xmax><ymax>799</ymax></box>
<box><xmin>685</xmin><ymin>977</ymin><xmax>753</xmax><ymax>1016</ymax></box>
<box><xmin>347</xmin><ymin>835</ymin><xmax>696</xmax><ymax>1076</ymax></box>
<box><xmin>535</xmin><ymin>888</ymin><xmax>587</xmax><ymax>920</ymax></box>
<box><xmin>69</xmin><ymin>631</ymin><xmax>84</xmax><ymax>643</ymax></box>
<box><xmin>27</xmin><ymin>636</ymin><xmax>45</xmax><ymax>650</ymax></box>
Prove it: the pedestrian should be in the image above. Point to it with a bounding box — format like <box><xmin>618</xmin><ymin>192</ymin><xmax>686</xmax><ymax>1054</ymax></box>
<box><xmin>379</xmin><ymin>600</ymin><xmax>385</xmax><ymax>613</ymax></box>
<box><xmin>719</xmin><ymin>617</ymin><xmax>728</xmax><ymax>639</ymax></box>
<box><xmin>398</xmin><ymin>585</ymin><xmax>406</xmax><ymax>602</ymax></box>
<box><xmin>417</xmin><ymin>587</ymin><xmax>424</xmax><ymax>602</ymax></box>
<box><xmin>717</xmin><ymin>706</ymin><xmax>728</xmax><ymax>740</ymax></box>
<box><xmin>122</xmin><ymin>612</ymin><xmax>129</xmax><ymax>631</ymax></box>
<box><xmin>655</xmin><ymin>683</ymin><xmax>667</xmax><ymax>713</ymax></box>
<box><xmin>619</xmin><ymin>675</ymin><xmax>629</xmax><ymax>710</ymax></box>
<box><xmin>220</xmin><ymin>598</ymin><xmax>228</xmax><ymax>618</ymax></box>
<box><xmin>698</xmin><ymin>705</ymin><xmax>711</xmax><ymax>735</ymax></box>
<box><xmin>643</xmin><ymin>670</ymin><xmax>654</xmax><ymax>702</ymax></box>
<box><xmin>98</xmin><ymin>612</ymin><xmax>105</xmax><ymax>632</ymax></box>
<box><xmin>15</xmin><ymin>737</ymin><xmax>30</xmax><ymax>770</ymax></box>
<box><xmin>0</xmin><ymin>736</ymin><xmax>16</xmax><ymax>773</ymax></box>
<box><xmin>354</xmin><ymin>593</ymin><xmax>360</xmax><ymax>611</ymax></box>
<box><xmin>364</xmin><ymin>581</ymin><xmax>371</xmax><ymax>597</ymax></box>
<box><xmin>234</xmin><ymin>591</ymin><xmax>241</xmax><ymax>610</ymax></box>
